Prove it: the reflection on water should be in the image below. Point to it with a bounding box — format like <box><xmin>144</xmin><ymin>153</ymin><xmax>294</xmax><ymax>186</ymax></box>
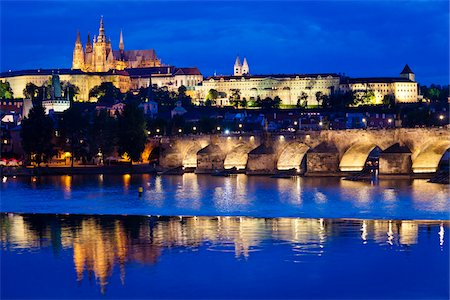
<box><xmin>1</xmin><ymin>174</ymin><xmax>449</xmax><ymax>219</ymax></box>
<box><xmin>1</xmin><ymin>213</ymin><xmax>448</xmax><ymax>295</ymax></box>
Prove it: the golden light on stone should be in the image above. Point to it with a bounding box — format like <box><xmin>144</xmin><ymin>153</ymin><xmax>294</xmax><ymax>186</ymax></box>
<box><xmin>339</xmin><ymin>142</ymin><xmax>379</xmax><ymax>172</ymax></box>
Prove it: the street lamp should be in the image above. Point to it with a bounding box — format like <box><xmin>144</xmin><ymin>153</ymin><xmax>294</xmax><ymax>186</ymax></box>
<box><xmin>193</xmin><ymin>126</ymin><xmax>197</xmax><ymax>131</ymax></box>
<box><xmin>178</xmin><ymin>128</ymin><xmax>182</xmax><ymax>133</ymax></box>
<box><xmin>238</xmin><ymin>123</ymin><xmax>243</xmax><ymax>128</ymax></box>
<box><xmin>216</xmin><ymin>126</ymin><xmax>221</xmax><ymax>131</ymax></box>
<box><xmin>439</xmin><ymin>115</ymin><xmax>445</xmax><ymax>121</ymax></box>
<box><xmin>156</xmin><ymin>128</ymin><xmax>160</xmax><ymax>133</ymax></box>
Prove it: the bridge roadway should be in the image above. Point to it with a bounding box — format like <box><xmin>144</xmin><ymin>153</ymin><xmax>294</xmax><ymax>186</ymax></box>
<box><xmin>154</xmin><ymin>128</ymin><xmax>449</xmax><ymax>175</ymax></box>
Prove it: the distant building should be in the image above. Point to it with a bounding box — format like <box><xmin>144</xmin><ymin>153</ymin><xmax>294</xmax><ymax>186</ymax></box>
<box><xmin>340</xmin><ymin>65</ymin><xmax>418</xmax><ymax>104</ymax></box>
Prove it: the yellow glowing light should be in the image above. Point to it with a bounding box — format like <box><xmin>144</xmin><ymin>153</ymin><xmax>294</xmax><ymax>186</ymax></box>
<box><xmin>294</xmin><ymin>121</ymin><xmax>298</xmax><ymax>126</ymax></box>
<box><xmin>193</xmin><ymin>126</ymin><xmax>197</xmax><ymax>131</ymax></box>
<box><xmin>178</xmin><ymin>128</ymin><xmax>182</xmax><ymax>133</ymax></box>
<box><xmin>156</xmin><ymin>128</ymin><xmax>160</xmax><ymax>133</ymax></box>
<box><xmin>388</xmin><ymin>118</ymin><xmax>393</xmax><ymax>123</ymax></box>
<box><xmin>238</xmin><ymin>123</ymin><xmax>243</xmax><ymax>128</ymax></box>
<box><xmin>362</xmin><ymin>118</ymin><xmax>366</xmax><ymax>123</ymax></box>
<box><xmin>439</xmin><ymin>115</ymin><xmax>445</xmax><ymax>120</ymax></box>
<box><xmin>64</xmin><ymin>152</ymin><xmax>72</xmax><ymax>158</ymax></box>
<box><xmin>216</xmin><ymin>126</ymin><xmax>221</xmax><ymax>131</ymax></box>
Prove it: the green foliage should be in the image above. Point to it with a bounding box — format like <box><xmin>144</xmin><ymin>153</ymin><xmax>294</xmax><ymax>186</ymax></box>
<box><xmin>206</xmin><ymin>89</ymin><xmax>219</xmax><ymax>101</ymax></box>
<box><xmin>61</xmin><ymin>81</ymin><xmax>80</xmax><ymax>101</ymax></box>
<box><xmin>89</xmin><ymin>82</ymin><xmax>123</xmax><ymax>104</ymax></box>
<box><xmin>0</xmin><ymin>81</ymin><xmax>13</xmax><ymax>99</ymax></box>
<box><xmin>117</xmin><ymin>102</ymin><xmax>147</xmax><ymax>162</ymax></box>
<box><xmin>353</xmin><ymin>89</ymin><xmax>375</xmax><ymax>106</ymax></box>
<box><xmin>315</xmin><ymin>91</ymin><xmax>325</xmax><ymax>107</ymax></box>
<box><xmin>20</xmin><ymin>103</ymin><xmax>54</xmax><ymax>165</ymax></box>
<box><xmin>23</xmin><ymin>82</ymin><xmax>39</xmax><ymax>100</ymax></box>
<box><xmin>297</xmin><ymin>92</ymin><xmax>308</xmax><ymax>107</ymax></box>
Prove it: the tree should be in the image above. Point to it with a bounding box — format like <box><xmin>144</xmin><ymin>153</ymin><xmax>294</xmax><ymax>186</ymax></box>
<box><xmin>89</xmin><ymin>82</ymin><xmax>122</xmax><ymax>103</ymax></box>
<box><xmin>323</xmin><ymin>92</ymin><xmax>354</xmax><ymax>109</ymax></box>
<box><xmin>23</xmin><ymin>82</ymin><xmax>39</xmax><ymax>100</ymax></box>
<box><xmin>60</xmin><ymin>104</ymin><xmax>90</xmax><ymax>166</ymax></box>
<box><xmin>315</xmin><ymin>91</ymin><xmax>324</xmax><ymax>107</ymax></box>
<box><xmin>0</xmin><ymin>81</ymin><xmax>13</xmax><ymax>99</ymax></box>
<box><xmin>61</xmin><ymin>81</ymin><xmax>80</xmax><ymax>101</ymax></box>
<box><xmin>90</xmin><ymin>109</ymin><xmax>117</xmax><ymax>161</ymax></box>
<box><xmin>382</xmin><ymin>94</ymin><xmax>396</xmax><ymax>109</ymax></box>
<box><xmin>206</xmin><ymin>89</ymin><xmax>219</xmax><ymax>105</ymax></box>
<box><xmin>20</xmin><ymin>103</ymin><xmax>54</xmax><ymax>166</ymax></box>
<box><xmin>255</xmin><ymin>97</ymin><xmax>281</xmax><ymax>110</ymax></box>
<box><xmin>353</xmin><ymin>89</ymin><xmax>375</xmax><ymax>106</ymax></box>
<box><xmin>117</xmin><ymin>102</ymin><xmax>147</xmax><ymax>162</ymax></box>
<box><xmin>297</xmin><ymin>92</ymin><xmax>308</xmax><ymax>107</ymax></box>
<box><xmin>177</xmin><ymin>85</ymin><xmax>192</xmax><ymax>108</ymax></box>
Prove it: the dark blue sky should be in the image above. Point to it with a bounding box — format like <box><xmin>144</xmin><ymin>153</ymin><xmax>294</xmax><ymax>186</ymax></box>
<box><xmin>1</xmin><ymin>1</ymin><xmax>448</xmax><ymax>85</ymax></box>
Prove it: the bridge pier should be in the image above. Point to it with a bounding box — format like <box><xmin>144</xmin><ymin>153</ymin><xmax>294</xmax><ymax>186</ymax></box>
<box><xmin>379</xmin><ymin>143</ymin><xmax>412</xmax><ymax>176</ymax></box>
<box><xmin>196</xmin><ymin>144</ymin><xmax>226</xmax><ymax>173</ymax></box>
<box><xmin>306</xmin><ymin>142</ymin><xmax>340</xmax><ymax>175</ymax></box>
<box><xmin>246</xmin><ymin>144</ymin><xmax>277</xmax><ymax>175</ymax></box>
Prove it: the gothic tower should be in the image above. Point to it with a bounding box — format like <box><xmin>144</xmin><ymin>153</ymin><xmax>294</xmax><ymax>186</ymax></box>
<box><xmin>234</xmin><ymin>56</ymin><xmax>242</xmax><ymax>76</ymax></box>
<box><xmin>84</xmin><ymin>32</ymin><xmax>93</xmax><ymax>71</ymax></box>
<box><xmin>241</xmin><ymin>57</ymin><xmax>249</xmax><ymax>75</ymax></box>
<box><xmin>72</xmin><ymin>31</ymin><xmax>85</xmax><ymax>70</ymax></box>
<box><xmin>93</xmin><ymin>16</ymin><xmax>108</xmax><ymax>72</ymax></box>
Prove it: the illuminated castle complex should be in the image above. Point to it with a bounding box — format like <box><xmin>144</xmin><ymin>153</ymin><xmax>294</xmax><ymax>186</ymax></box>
<box><xmin>72</xmin><ymin>16</ymin><xmax>162</xmax><ymax>72</ymax></box>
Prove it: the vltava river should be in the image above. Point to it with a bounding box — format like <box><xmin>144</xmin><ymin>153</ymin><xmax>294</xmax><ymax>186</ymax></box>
<box><xmin>1</xmin><ymin>174</ymin><xmax>449</xmax><ymax>219</ymax></box>
<box><xmin>1</xmin><ymin>214</ymin><xmax>448</xmax><ymax>299</ymax></box>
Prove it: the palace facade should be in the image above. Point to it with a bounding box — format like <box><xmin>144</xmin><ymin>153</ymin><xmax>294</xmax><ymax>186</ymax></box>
<box><xmin>194</xmin><ymin>58</ymin><xmax>418</xmax><ymax>106</ymax></box>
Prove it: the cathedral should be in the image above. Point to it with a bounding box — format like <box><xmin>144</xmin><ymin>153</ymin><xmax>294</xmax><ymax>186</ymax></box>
<box><xmin>72</xmin><ymin>17</ymin><xmax>162</xmax><ymax>72</ymax></box>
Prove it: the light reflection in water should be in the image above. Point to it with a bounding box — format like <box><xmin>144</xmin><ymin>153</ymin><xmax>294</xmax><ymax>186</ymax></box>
<box><xmin>1</xmin><ymin>213</ymin><xmax>447</xmax><ymax>294</ymax></box>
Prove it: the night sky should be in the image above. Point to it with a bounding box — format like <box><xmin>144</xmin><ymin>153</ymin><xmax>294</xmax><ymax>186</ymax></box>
<box><xmin>1</xmin><ymin>1</ymin><xmax>448</xmax><ymax>85</ymax></box>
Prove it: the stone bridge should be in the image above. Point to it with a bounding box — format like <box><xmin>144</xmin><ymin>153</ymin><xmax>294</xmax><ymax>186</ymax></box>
<box><xmin>156</xmin><ymin>128</ymin><xmax>449</xmax><ymax>175</ymax></box>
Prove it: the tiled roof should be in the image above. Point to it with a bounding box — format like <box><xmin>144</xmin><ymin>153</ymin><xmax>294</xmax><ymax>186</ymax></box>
<box><xmin>206</xmin><ymin>73</ymin><xmax>340</xmax><ymax>80</ymax></box>
<box><xmin>346</xmin><ymin>77</ymin><xmax>413</xmax><ymax>84</ymax></box>
<box><xmin>0</xmin><ymin>68</ymin><xmax>129</xmax><ymax>77</ymax></box>
<box><xmin>400</xmin><ymin>64</ymin><xmax>414</xmax><ymax>74</ymax></box>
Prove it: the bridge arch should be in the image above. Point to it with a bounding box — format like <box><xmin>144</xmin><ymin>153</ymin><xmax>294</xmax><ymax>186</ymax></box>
<box><xmin>223</xmin><ymin>144</ymin><xmax>255</xmax><ymax>170</ymax></box>
<box><xmin>339</xmin><ymin>142</ymin><xmax>381</xmax><ymax>172</ymax></box>
<box><xmin>412</xmin><ymin>140</ymin><xmax>450</xmax><ymax>173</ymax></box>
<box><xmin>182</xmin><ymin>143</ymin><xmax>203</xmax><ymax>168</ymax></box>
<box><xmin>277</xmin><ymin>143</ymin><xmax>310</xmax><ymax>171</ymax></box>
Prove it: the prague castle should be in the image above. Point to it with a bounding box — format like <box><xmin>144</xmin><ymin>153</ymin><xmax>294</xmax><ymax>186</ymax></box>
<box><xmin>0</xmin><ymin>18</ymin><xmax>418</xmax><ymax>105</ymax></box>
<box><xmin>0</xmin><ymin>17</ymin><xmax>202</xmax><ymax>102</ymax></box>
<box><xmin>72</xmin><ymin>17</ymin><xmax>162</xmax><ymax>72</ymax></box>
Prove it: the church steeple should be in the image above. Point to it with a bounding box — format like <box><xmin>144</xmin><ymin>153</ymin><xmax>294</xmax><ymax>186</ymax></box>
<box><xmin>119</xmin><ymin>29</ymin><xmax>124</xmax><ymax>51</ymax></box>
<box><xmin>86</xmin><ymin>32</ymin><xmax>92</xmax><ymax>52</ymax></box>
<box><xmin>242</xmin><ymin>57</ymin><xmax>249</xmax><ymax>75</ymax></box>
<box><xmin>75</xmin><ymin>30</ymin><xmax>81</xmax><ymax>44</ymax></box>
<box><xmin>234</xmin><ymin>56</ymin><xmax>242</xmax><ymax>76</ymax></box>
<box><xmin>98</xmin><ymin>16</ymin><xmax>106</xmax><ymax>43</ymax></box>
<box><xmin>72</xmin><ymin>30</ymin><xmax>84</xmax><ymax>70</ymax></box>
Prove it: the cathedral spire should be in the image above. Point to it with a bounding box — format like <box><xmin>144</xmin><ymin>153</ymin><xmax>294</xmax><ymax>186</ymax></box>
<box><xmin>75</xmin><ymin>30</ymin><xmax>81</xmax><ymax>44</ymax></box>
<box><xmin>119</xmin><ymin>29</ymin><xmax>124</xmax><ymax>51</ymax></box>
<box><xmin>98</xmin><ymin>15</ymin><xmax>105</xmax><ymax>42</ymax></box>
<box><xmin>86</xmin><ymin>32</ymin><xmax>91</xmax><ymax>46</ymax></box>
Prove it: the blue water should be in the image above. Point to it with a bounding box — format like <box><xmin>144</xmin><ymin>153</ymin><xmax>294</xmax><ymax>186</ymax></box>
<box><xmin>1</xmin><ymin>174</ymin><xmax>449</xmax><ymax>220</ymax></box>
<box><xmin>1</xmin><ymin>214</ymin><xmax>449</xmax><ymax>299</ymax></box>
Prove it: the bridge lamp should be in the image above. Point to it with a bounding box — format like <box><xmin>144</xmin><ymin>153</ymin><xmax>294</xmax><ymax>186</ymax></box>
<box><xmin>156</xmin><ymin>128</ymin><xmax>160</xmax><ymax>133</ymax></box>
<box><xmin>319</xmin><ymin>121</ymin><xmax>323</xmax><ymax>126</ymax></box>
<box><xmin>147</xmin><ymin>131</ymin><xmax>151</xmax><ymax>135</ymax></box>
<box><xmin>178</xmin><ymin>128</ymin><xmax>182</xmax><ymax>133</ymax></box>
<box><xmin>388</xmin><ymin>118</ymin><xmax>393</xmax><ymax>124</ymax></box>
<box><xmin>439</xmin><ymin>115</ymin><xmax>445</xmax><ymax>120</ymax></box>
<box><xmin>294</xmin><ymin>121</ymin><xmax>298</xmax><ymax>126</ymax></box>
<box><xmin>193</xmin><ymin>126</ymin><xmax>197</xmax><ymax>131</ymax></box>
<box><xmin>216</xmin><ymin>126</ymin><xmax>221</xmax><ymax>131</ymax></box>
<box><xmin>224</xmin><ymin>129</ymin><xmax>230</xmax><ymax>135</ymax></box>
<box><xmin>362</xmin><ymin>118</ymin><xmax>366</xmax><ymax>123</ymax></box>
<box><xmin>238</xmin><ymin>123</ymin><xmax>243</xmax><ymax>128</ymax></box>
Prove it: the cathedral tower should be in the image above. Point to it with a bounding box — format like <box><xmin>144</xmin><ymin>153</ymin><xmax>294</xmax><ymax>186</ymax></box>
<box><xmin>241</xmin><ymin>57</ymin><xmax>249</xmax><ymax>75</ymax></box>
<box><xmin>72</xmin><ymin>31</ymin><xmax>85</xmax><ymax>70</ymax></box>
<box><xmin>93</xmin><ymin>16</ymin><xmax>108</xmax><ymax>72</ymax></box>
<box><xmin>234</xmin><ymin>56</ymin><xmax>242</xmax><ymax>76</ymax></box>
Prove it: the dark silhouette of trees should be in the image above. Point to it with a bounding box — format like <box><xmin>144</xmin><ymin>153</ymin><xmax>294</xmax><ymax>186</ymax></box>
<box><xmin>20</xmin><ymin>103</ymin><xmax>54</xmax><ymax>166</ymax></box>
<box><xmin>117</xmin><ymin>102</ymin><xmax>147</xmax><ymax>162</ymax></box>
<box><xmin>23</xmin><ymin>82</ymin><xmax>39</xmax><ymax>100</ymax></box>
<box><xmin>89</xmin><ymin>82</ymin><xmax>122</xmax><ymax>104</ymax></box>
<box><xmin>60</xmin><ymin>104</ymin><xmax>90</xmax><ymax>166</ymax></box>
<box><xmin>90</xmin><ymin>109</ymin><xmax>118</xmax><ymax>161</ymax></box>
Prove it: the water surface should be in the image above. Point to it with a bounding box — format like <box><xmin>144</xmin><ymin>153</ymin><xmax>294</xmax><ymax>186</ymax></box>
<box><xmin>1</xmin><ymin>213</ymin><xmax>448</xmax><ymax>299</ymax></box>
<box><xmin>1</xmin><ymin>174</ymin><xmax>449</xmax><ymax>220</ymax></box>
